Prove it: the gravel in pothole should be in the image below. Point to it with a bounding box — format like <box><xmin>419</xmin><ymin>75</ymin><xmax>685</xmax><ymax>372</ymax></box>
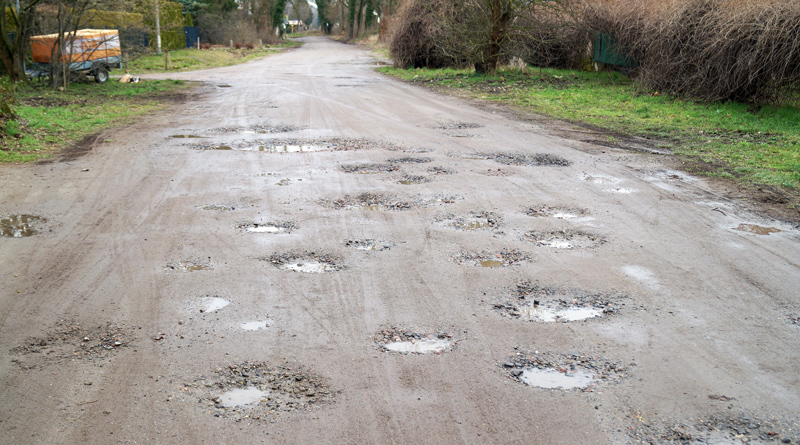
<box><xmin>340</xmin><ymin>163</ymin><xmax>399</xmax><ymax>174</ymax></box>
<box><xmin>262</xmin><ymin>251</ymin><xmax>344</xmax><ymax>273</ymax></box>
<box><xmin>435</xmin><ymin>211</ymin><xmax>502</xmax><ymax>231</ymax></box>
<box><xmin>476</xmin><ymin>168</ymin><xmax>513</xmax><ymax>177</ymax></box>
<box><xmin>490</xmin><ymin>152</ymin><xmax>571</xmax><ymax>167</ymax></box>
<box><xmin>454</xmin><ymin>249</ymin><xmax>530</xmax><ymax>267</ymax></box>
<box><xmin>388</xmin><ymin>156</ymin><xmax>433</xmax><ymax>164</ymax></box>
<box><xmin>522</xmin><ymin>204</ymin><xmax>589</xmax><ymax>220</ymax></box>
<box><xmin>525</xmin><ymin>229</ymin><xmax>606</xmax><ymax>249</ymax></box>
<box><xmin>427</xmin><ymin>166</ymin><xmax>457</xmax><ymax>175</ymax></box>
<box><xmin>501</xmin><ymin>349</ymin><xmax>628</xmax><ymax>391</ymax></box>
<box><xmin>236</xmin><ymin>221</ymin><xmax>297</xmax><ymax>234</ymax></box>
<box><xmin>625</xmin><ymin>410</ymin><xmax>799</xmax><ymax>444</ymax></box>
<box><xmin>209</xmin><ymin>123</ymin><xmax>299</xmax><ymax>134</ymax></box>
<box><xmin>397</xmin><ymin>174</ymin><xmax>431</xmax><ymax>185</ymax></box>
<box><xmin>323</xmin><ymin>192</ymin><xmax>416</xmax><ymax>211</ymax></box>
<box><xmin>345</xmin><ymin>239</ymin><xmax>395</xmax><ymax>251</ymax></box>
<box><xmin>431</xmin><ymin>121</ymin><xmax>484</xmax><ymax>130</ymax></box>
<box><xmin>0</xmin><ymin>214</ymin><xmax>47</xmax><ymax>237</ymax></box>
<box><xmin>184</xmin><ymin>362</ymin><xmax>336</xmax><ymax>421</ymax></box>
<box><xmin>375</xmin><ymin>327</ymin><xmax>459</xmax><ymax>354</ymax></box>
<box><xmin>200</xmin><ymin>204</ymin><xmax>237</xmax><ymax>211</ymax></box>
<box><xmin>10</xmin><ymin>321</ymin><xmax>133</xmax><ymax>369</ymax></box>
<box><xmin>491</xmin><ymin>280</ymin><xmax>628</xmax><ymax>322</ymax></box>
<box><xmin>165</xmin><ymin>259</ymin><xmax>213</xmax><ymax>272</ymax></box>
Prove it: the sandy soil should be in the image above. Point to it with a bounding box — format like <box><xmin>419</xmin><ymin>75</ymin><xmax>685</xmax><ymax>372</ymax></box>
<box><xmin>1</xmin><ymin>37</ymin><xmax>799</xmax><ymax>444</ymax></box>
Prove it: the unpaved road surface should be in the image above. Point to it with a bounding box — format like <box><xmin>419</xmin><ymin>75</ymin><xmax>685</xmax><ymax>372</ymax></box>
<box><xmin>2</xmin><ymin>37</ymin><xmax>799</xmax><ymax>444</ymax></box>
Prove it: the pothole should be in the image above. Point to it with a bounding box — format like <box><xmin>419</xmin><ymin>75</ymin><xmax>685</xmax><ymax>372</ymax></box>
<box><xmin>10</xmin><ymin>321</ymin><xmax>132</xmax><ymax>369</ymax></box>
<box><xmin>446</xmin><ymin>133</ymin><xmax>478</xmax><ymax>138</ymax></box>
<box><xmin>324</xmin><ymin>193</ymin><xmax>416</xmax><ymax>211</ymax></box>
<box><xmin>240</xmin><ymin>320</ymin><xmax>271</xmax><ymax>331</ymax></box>
<box><xmin>190</xmin><ymin>295</ymin><xmax>231</xmax><ymax>313</ymax></box>
<box><xmin>196</xmin><ymin>138</ymin><xmax>399</xmax><ymax>153</ymax></box>
<box><xmin>210</xmin><ymin>124</ymin><xmax>299</xmax><ymax>134</ymax></box>
<box><xmin>0</xmin><ymin>214</ymin><xmax>47</xmax><ymax>237</ymax></box>
<box><xmin>435</xmin><ymin>211</ymin><xmax>501</xmax><ymax>231</ymax></box>
<box><xmin>217</xmin><ymin>84</ymin><xmax>232</xmax><ymax>88</ymax></box>
<box><xmin>454</xmin><ymin>249</ymin><xmax>530</xmax><ymax>267</ymax></box>
<box><xmin>489</xmin><ymin>152</ymin><xmax>571</xmax><ymax>167</ymax></box>
<box><xmin>200</xmin><ymin>204</ymin><xmax>236</xmax><ymax>211</ymax></box>
<box><xmin>427</xmin><ymin>166</ymin><xmax>457</xmax><ymax>175</ymax></box>
<box><xmin>341</xmin><ymin>163</ymin><xmax>399</xmax><ymax>174</ymax></box>
<box><xmin>236</xmin><ymin>221</ymin><xmax>297</xmax><ymax>234</ymax></box>
<box><xmin>501</xmin><ymin>350</ymin><xmax>628</xmax><ymax>391</ymax></box>
<box><xmin>431</xmin><ymin>121</ymin><xmax>483</xmax><ymax>130</ymax></box>
<box><xmin>522</xmin><ymin>205</ymin><xmax>589</xmax><ymax>220</ymax></box>
<box><xmin>604</xmin><ymin>187</ymin><xmax>637</xmax><ymax>194</ymax></box>
<box><xmin>388</xmin><ymin>156</ymin><xmax>432</xmax><ymax>164</ymax></box>
<box><xmin>276</xmin><ymin>178</ymin><xmax>292</xmax><ymax>186</ymax></box>
<box><xmin>165</xmin><ymin>260</ymin><xmax>213</xmax><ymax>272</ymax></box>
<box><xmin>734</xmin><ymin>223</ymin><xmax>781</xmax><ymax>235</ymax></box>
<box><xmin>625</xmin><ymin>411</ymin><xmax>799</xmax><ymax>444</ymax></box>
<box><xmin>187</xmin><ymin>361</ymin><xmax>336</xmax><ymax>421</ymax></box>
<box><xmin>345</xmin><ymin>239</ymin><xmax>395</xmax><ymax>251</ymax></box>
<box><xmin>491</xmin><ymin>280</ymin><xmax>626</xmax><ymax>322</ymax></box>
<box><xmin>582</xmin><ymin>174</ymin><xmax>620</xmax><ymax>184</ymax></box>
<box><xmin>476</xmin><ymin>168</ymin><xmax>512</xmax><ymax>176</ymax></box>
<box><xmin>262</xmin><ymin>251</ymin><xmax>344</xmax><ymax>273</ymax></box>
<box><xmin>457</xmin><ymin>153</ymin><xmax>490</xmax><ymax>160</ymax></box>
<box><xmin>375</xmin><ymin>327</ymin><xmax>458</xmax><ymax>354</ymax></box>
<box><xmin>398</xmin><ymin>174</ymin><xmax>430</xmax><ymax>185</ymax></box>
<box><xmin>170</xmin><ymin>134</ymin><xmax>206</xmax><ymax>138</ymax></box>
<box><xmin>525</xmin><ymin>229</ymin><xmax>606</xmax><ymax>249</ymax></box>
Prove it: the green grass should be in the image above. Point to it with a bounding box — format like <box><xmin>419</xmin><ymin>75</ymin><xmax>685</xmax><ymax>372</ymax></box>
<box><xmin>1</xmin><ymin>79</ymin><xmax>191</xmax><ymax>163</ymax></box>
<box><xmin>381</xmin><ymin>66</ymin><xmax>800</xmax><ymax>189</ymax></box>
<box><xmin>128</xmin><ymin>41</ymin><xmax>302</xmax><ymax>74</ymax></box>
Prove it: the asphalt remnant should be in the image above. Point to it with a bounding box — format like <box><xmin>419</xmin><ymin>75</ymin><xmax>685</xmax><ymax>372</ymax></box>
<box><xmin>525</xmin><ymin>229</ymin><xmax>606</xmax><ymax>249</ymax></box>
<box><xmin>0</xmin><ymin>214</ymin><xmax>46</xmax><ymax>238</ymax></box>
<box><xmin>454</xmin><ymin>249</ymin><xmax>530</xmax><ymax>267</ymax></box>
<box><xmin>375</xmin><ymin>327</ymin><xmax>458</xmax><ymax>355</ymax></box>
<box><xmin>501</xmin><ymin>350</ymin><xmax>628</xmax><ymax>392</ymax></box>
<box><xmin>10</xmin><ymin>321</ymin><xmax>132</xmax><ymax>369</ymax></box>
<box><xmin>263</xmin><ymin>251</ymin><xmax>344</xmax><ymax>273</ymax></box>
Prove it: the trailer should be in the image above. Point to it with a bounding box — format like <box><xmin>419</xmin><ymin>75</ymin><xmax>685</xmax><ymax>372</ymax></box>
<box><xmin>28</xmin><ymin>29</ymin><xmax>123</xmax><ymax>83</ymax></box>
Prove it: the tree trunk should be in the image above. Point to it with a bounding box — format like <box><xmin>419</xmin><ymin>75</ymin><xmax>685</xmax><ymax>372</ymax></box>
<box><xmin>484</xmin><ymin>0</ymin><xmax>510</xmax><ymax>73</ymax></box>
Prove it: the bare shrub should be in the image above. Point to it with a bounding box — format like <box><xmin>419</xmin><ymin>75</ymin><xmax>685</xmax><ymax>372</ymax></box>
<box><xmin>388</xmin><ymin>0</ymin><xmax>468</xmax><ymax>69</ymax></box>
<box><xmin>233</xmin><ymin>41</ymin><xmax>242</xmax><ymax>49</ymax></box>
<box><xmin>244</xmin><ymin>42</ymin><xmax>255</xmax><ymax>49</ymax></box>
<box><xmin>200</xmin><ymin>43</ymin><xmax>211</xmax><ymax>50</ymax></box>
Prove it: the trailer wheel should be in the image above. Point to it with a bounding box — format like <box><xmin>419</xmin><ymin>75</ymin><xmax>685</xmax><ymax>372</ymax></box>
<box><xmin>94</xmin><ymin>67</ymin><xmax>109</xmax><ymax>83</ymax></box>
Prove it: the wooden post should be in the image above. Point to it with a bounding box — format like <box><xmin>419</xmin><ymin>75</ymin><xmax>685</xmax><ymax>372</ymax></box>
<box><xmin>165</xmin><ymin>52</ymin><xmax>170</xmax><ymax>70</ymax></box>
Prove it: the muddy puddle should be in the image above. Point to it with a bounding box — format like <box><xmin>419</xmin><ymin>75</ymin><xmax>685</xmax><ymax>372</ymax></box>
<box><xmin>375</xmin><ymin>328</ymin><xmax>457</xmax><ymax>355</ymax></box>
<box><xmin>523</xmin><ymin>205</ymin><xmax>589</xmax><ymax>220</ymax></box>
<box><xmin>0</xmin><ymin>214</ymin><xmax>46</xmax><ymax>237</ymax></box>
<box><xmin>436</xmin><ymin>211</ymin><xmax>501</xmax><ymax>231</ymax></box>
<box><xmin>525</xmin><ymin>229</ymin><xmax>606</xmax><ymax>249</ymax></box>
<box><xmin>455</xmin><ymin>249</ymin><xmax>529</xmax><ymax>267</ymax></box>
<box><xmin>345</xmin><ymin>239</ymin><xmax>395</xmax><ymax>251</ymax></box>
<box><xmin>493</xmin><ymin>280</ymin><xmax>624</xmax><ymax>322</ymax></box>
<box><xmin>734</xmin><ymin>223</ymin><xmax>781</xmax><ymax>235</ymax></box>
<box><xmin>398</xmin><ymin>174</ymin><xmax>430</xmax><ymax>185</ymax></box>
<box><xmin>264</xmin><ymin>251</ymin><xmax>343</xmax><ymax>273</ymax></box>
<box><xmin>165</xmin><ymin>260</ymin><xmax>213</xmax><ymax>272</ymax></box>
<box><xmin>198</xmin><ymin>138</ymin><xmax>400</xmax><ymax>153</ymax></box>
<box><xmin>237</xmin><ymin>221</ymin><xmax>297</xmax><ymax>234</ymax></box>
<box><xmin>191</xmin><ymin>362</ymin><xmax>335</xmax><ymax>421</ymax></box>
<box><xmin>503</xmin><ymin>350</ymin><xmax>627</xmax><ymax>391</ymax></box>
<box><xmin>604</xmin><ymin>187</ymin><xmax>637</xmax><ymax>194</ymax></box>
<box><xmin>211</xmin><ymin>124</ymin><xmax>298</xmax><ymax>134</ymax></box>
<box><xmin>341</xmin><ymin>163</ymin><xmax>398</xmax><ymax>174</ymax></box>
<box><xmin>219</xmin><ymin>387</ymin><xmax>269</xmax><ymax>408</ymax></box>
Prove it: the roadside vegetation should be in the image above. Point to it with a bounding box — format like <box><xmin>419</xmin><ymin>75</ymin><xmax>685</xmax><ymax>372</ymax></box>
<box><xmin>127</xmin><ymin>41</ymin><xmax>302</xmax><ymax>74</ymax></box>
<box><xmin>0</xmin><ymin>79</ymin><xmax>190</xmax><ymax>163</ymax></box>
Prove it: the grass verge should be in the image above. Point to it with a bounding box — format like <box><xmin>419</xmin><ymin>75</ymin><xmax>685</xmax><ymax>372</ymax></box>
<box><xmin>381</xmin><ymin>66</ymin><xmax>800</xmax><ymax>192</ymax></box>
<box><xmin>128</xmin><ymin>41</ymin><xmax>302</xmax><ymax>74</ymax></box>
<box><xmin>1</xmin><ymin>79</ymin><xmax>192</xmax><ymax>163</ymax></box>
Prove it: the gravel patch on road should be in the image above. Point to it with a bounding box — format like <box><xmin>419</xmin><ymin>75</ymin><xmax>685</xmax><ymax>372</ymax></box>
<box><xmin>374</xmin><ymin>327</ymin><xmax>460</xmax><ymax>355</ymax></box>
<box><xmin>388</xmin><ymin>156</ymin><xmax>433</xmax><ymax>164</ymax></box>
<box><xmin>524</xmin><ymin>229</ymin><xmax>607</xmax><ymax>249</ymax></box>
<box><xmin>10</xmin><ymin>321</ymin><xmax>132</xmax><ymax>368</ymax></box>
<box><xmin>500</xmin><ymin>349</ymin><xmax>629</xmax><ymax>391</ymax></box>
<box><xmin>340</xmin><ymin>163</ymin><xmax>399</xmax><ymax>174</ymax></box>
<box><xmin>430</xmin><ymin>121</ymin><xmax>484</xmax><ymax>130</ymax></box>
<box><xmin>490</xmin><ymin>152</ymin><xmax>571</xmax><ymax>167</ymax></box>
<box><xmin>454</xmin><ymin>249</ymin><xmax>530</xmax><ymax>267</ymax></box>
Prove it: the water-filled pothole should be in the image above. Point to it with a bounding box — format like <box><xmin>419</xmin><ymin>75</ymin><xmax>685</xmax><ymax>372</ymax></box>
<box><xmin>490</xmin><ymin>152</ymin><xmax>571</xmax><ymax>167</ymax></box>
<box><xmin>325</xmin><ymin>192</ymin><xmax>416</xmax><ymax>211</ymax></box>
<box><xmin>476</xmin><ymin>168</ymin><xmax>512</xmax><ymax>176</ymax></box>
<box><xmin>193</xmin><ymin>296</ymin><xmax>230</xmax><ymax>313</ymax></box>
<box><xmin>10</xmin><ymin>321</ymin><xmax>131</xmax><ymax>368</ymax></box>
<box><xmin>0</xmin><ymin>214</ymin><xmax>47</xmax><ymax>237</ymax></box>
<box><xmin>389</xmin><ymin>156</ymin><xmax>432</xmax><ymax>164</ymax></box>
<box><xmin>491</xmin><ymin>280</ymin><xmax>625</xmax><ymax>322</ymax></box>
<box><xmin>165</xmin><ymin>260</ymin><xmax>213</xmax><ymax>272</ymax></box>
<box><xmin>240</xmin><ymin>320</ymin><xmax>271</xmax><ymax>331</ymax></box>
<box><xmin>210</xmin><ymin>124</ymin><xmax>298</xmax><ymax>134</ymax></box>
<box><xmin>341</xmin><ymin>163</ymin><xmax>399</xmax><ymax>174</ymax></box>
<box><xmin>525</xmin><ymin>229</ymin><xmax>606</xmax><ymax>249</ymax></box>
<box><xmin>523</xmin><ymin>205</ymin><xmax>589</xmax><ymax>220</ymax></box>
<box><xmin>454</xmin><ymin>249</ymin><xmax>530</xmax><ymax>267</ymax></box>
<box><xmin>435</xmin><ymin>211</ymin><xmax>501</xmax><ymax>231</ymax></box>
<box><xmin>734</xmin><ymin>223</ymin><xmax>781</xmax><ymax>235</ymax></box>
<box><xmin>375</xmin><ymin>327</ymin><xmax>457</xmax><ymax>354</ymax></box>
<box><xmin>398</xmin><ymin>174</ymin><xmax>430</xmax><ymax>185</ymax></box>
<box><xmin>191</xmin><ymin>362</ymin><xmax>336</xmax><ymax>420</ymax></box>
<box><xmin>263</xmin><ymin>251</ymin><xmax>344</xmax><ymax>273</ymax></box>
<box><xmin>582</xmin><ymin>174</ymin><xmax>620</xmax><ymax>184</ymax></box>
<box><xmin>431</xmin><ymin>121</ymin><xmax>484</xmax><ymax>130</ymax></box>
<box><xmin>237</xmin><ymin>221</ymin><xmax>297</xmax><ymax>234</ymax></box>
<box><xmin>427</xmin><ymin>166</ymin><xmax>457</xmax><ymax>175</ymax></box>
<box><xmin>502</xmin><ymin>350</ymin><xmax>627</xmax><ymax>391</ymax></box>
<box><xmin>345</xmin><ymin>239</ymin><xmax>395</xmax><ymax>251</ymax></box>
<box><xmin>197</xmin><ymin>138</ymin><xmax>401</xmax><ymax>153</ymax></box>
<box><xmin>170</xmin><ymin>134</ymin><xmax>206</xmax><ymax>138</ymax></box>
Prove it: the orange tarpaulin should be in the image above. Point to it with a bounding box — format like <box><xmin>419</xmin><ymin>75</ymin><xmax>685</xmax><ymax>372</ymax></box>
<box><xmin>30</xmin><ymin>29</ymin><xmax>121</xmax><ymax>64</ymax></box>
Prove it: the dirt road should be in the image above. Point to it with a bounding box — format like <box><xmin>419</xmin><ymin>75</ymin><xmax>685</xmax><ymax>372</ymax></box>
<box><xmin>1</xmin><ymin>37</ymin><xmax>799</xmax><ymax>444</ymax></box>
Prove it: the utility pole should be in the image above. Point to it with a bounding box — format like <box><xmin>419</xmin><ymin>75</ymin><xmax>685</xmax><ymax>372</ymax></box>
<box><xmin>155</xmin><ymin>0</ymin><xmax>162</xmax><ymax>55</ymax></box>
